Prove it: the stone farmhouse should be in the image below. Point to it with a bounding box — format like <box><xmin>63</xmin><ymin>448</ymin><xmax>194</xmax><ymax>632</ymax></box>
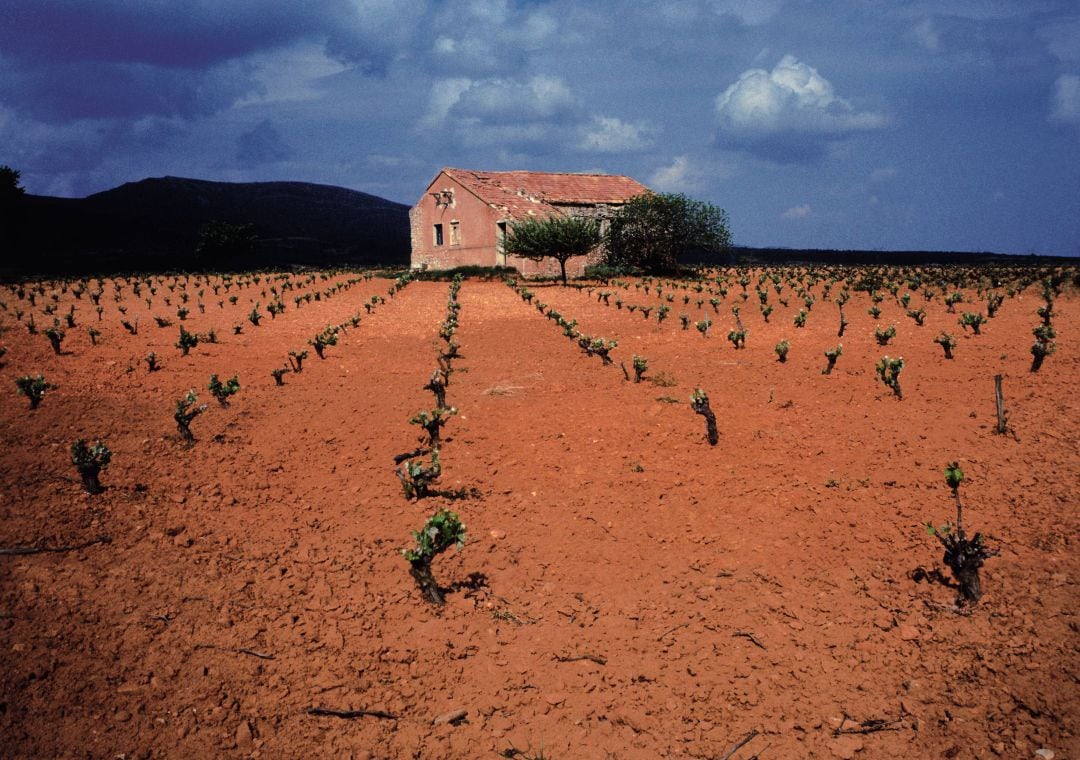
<box><xmin>409</xmin><ymin>168</ymin><xmax>649</xmax><ymax>277</ymax></box>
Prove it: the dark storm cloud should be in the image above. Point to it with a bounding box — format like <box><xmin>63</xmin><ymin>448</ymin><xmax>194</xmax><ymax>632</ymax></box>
<box><xmin>0</xmin><ymin>0</ymin><xmax>420</xmax><ymax>123</ymax></box>
<box><xmin>0</xmin><ymin>57</ymin><xmax>258</xmax><ymax>122</ymax></box>
<box><xmin>16</xmin><ymin>116</ymin><xmax>189</xmax><ymax>183</ymax></box>
<box><xmin>0</xmin><ymin>0</ymin><xmax>303</xmax><ymax>67</ymax></box>
<box><xmin>23</xmin><ymin>128</ymin><xmax>112</xmax><ymax>174</ymax></box>
<box><xmin>0</xmin><ymin>0</ymin><xmax>414</xmax><ymax>68</ymax></box>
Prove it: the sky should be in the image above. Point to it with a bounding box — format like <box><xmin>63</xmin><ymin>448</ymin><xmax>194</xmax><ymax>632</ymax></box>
<box><xmin>2</xmin><ymin>0</ymin><xmax>1078</xmax><ymax>256</ymax></box>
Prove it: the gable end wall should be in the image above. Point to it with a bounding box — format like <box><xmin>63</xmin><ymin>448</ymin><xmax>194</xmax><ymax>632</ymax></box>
<box><xmin>410</xmin><ymin>173</ymin><xmax>501</xmax><ymax>271</ymax></box>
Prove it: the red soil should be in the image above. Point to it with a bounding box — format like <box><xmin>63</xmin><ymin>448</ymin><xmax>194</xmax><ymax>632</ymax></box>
<box><xmin>0</xmin><ymin>271</ymin><xmax>1077</xmax><ymax>759</ymax></box>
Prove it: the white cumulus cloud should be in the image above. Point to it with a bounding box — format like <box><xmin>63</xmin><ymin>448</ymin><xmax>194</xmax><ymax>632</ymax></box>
<box><xmin>717</xmin><ymin>55</ymin><xmax>885</xmax><ymax>134</ymax></box>
<box><xmin>419</xmin><ymin>75</ymin><xmax>577</xmax><ymax>130</ymax></box>
<box><xmin>418</xmin><ymin>75</ymin><xmax>649</xmax><ymax>156</ymax></box>
<box><xmin>714</xmin><ymin>55</ymin><xmax>887</xmax><ymax>162</ymax></box>
<box><xmin>648</xmin><ymin>154</ymin><xmax>738</xmax><ymax>194</ymax></box>
<box><xmin>579</xmin><ymin>116</ymin><xmax>653</xmax><ymax>153</ymax></box>
<box><xmin>649</xmin><ymin>155</ymin><xmax>699</xmax><ymax>192</ymax></box>
<box><xmin>237</xmin><ymin>41</ymin><xmax>348</xmax><ymax>106</ymax></box>
<box><xmin>419</xmin><ymin>77</ymin><xmax>474</xmax><ymax>129</ymax></box>
<box><xmin>781</xmin><ymin>203</ymin><xmax>812</xmax><ymax>219</ymax></box>
<box><xmin>426</xmin><ymin>2</ymin><xmax>557</xmax><ymax>75</ymax></box>
<box><xmin>449</xmin><ymin>75</ymin><xmax>578</xmax><ymax>125</ymax></box>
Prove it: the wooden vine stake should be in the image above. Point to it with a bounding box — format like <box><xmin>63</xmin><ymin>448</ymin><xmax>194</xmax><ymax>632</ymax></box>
<box><xmin>994</xmin><ymin>374</ymin><xmax>1008</xmax><ymax>435</ymax></box>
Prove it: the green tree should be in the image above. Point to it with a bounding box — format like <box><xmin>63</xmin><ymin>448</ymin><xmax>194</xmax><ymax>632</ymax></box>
<box><xmin>603</xmin><ymin>192</ymin><xmax>731</xmax><ymax>273</ymax></box>
<box><xmin>500</xmin><ymin>215</ymin><xmax>601</xmax><ymax>285</ymax></box>
<box><xmin>194</xmin><ymin>220</ymin><xmax>257</xmax><ymax>263</ymax></box>
<box><xmin>0</xmin><ymin>166</ymin><xmax>24</xmax><ymax>203</ymax></box>
<box><xmin>1</xmin><ymin>166</ymin><xmax>26</xmax><ymax>248</ymax></box>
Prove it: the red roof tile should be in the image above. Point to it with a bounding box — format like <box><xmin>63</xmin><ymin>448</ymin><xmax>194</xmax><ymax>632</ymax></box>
<box><xmin>438</xmin><ymin>168</ymin><xmax>649</xmax><ymax>219</ymax></box>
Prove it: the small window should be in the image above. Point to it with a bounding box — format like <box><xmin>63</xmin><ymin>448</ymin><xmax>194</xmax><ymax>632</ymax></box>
<box><xmin>433</xmin><ymin>224</ymin><xmax>444</xmax><ymax>246</ymax></box>
<box><xmin>450</xmin><ymin>220</ymin><xmax>461</xmax><ymax>245</ymax></box>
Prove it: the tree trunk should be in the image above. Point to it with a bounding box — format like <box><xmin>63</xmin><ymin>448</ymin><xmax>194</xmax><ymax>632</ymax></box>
<box><xmin>559</xmin><ymin>257</ymin><xmax>568</xmax><ymax>286</ymax></box>
<box><xmin>80</xmin><ymin>470</ymin><xmax>102</xmax><ymax>495</ymax></box>
<box><xmin>953</xmin><ymin>562</ymin><xmax>982</xmax><ymax>604</ymax></box>
<box><xmin>425</xmin><ymin>425</ymin><xmax>440</xmax><ymax>449</ymax></box>
<box><xmin>409</xmin><ymin>560</ymin><xmax>444</xmax><ymax>605</ymax></box>
<box><xmin>693</xmin><ymin>407</ymin><xmax>718</xmax><ymax>446</ymax></box>
<box><xmin>703</xmin><ymin>411</ymin><xmax>718</xmax><ymax>445</ymax></box>
<box><xmin>425</xmin><ymin>372</ymin><xmax>447</xmax><ymax>407</ymax></box>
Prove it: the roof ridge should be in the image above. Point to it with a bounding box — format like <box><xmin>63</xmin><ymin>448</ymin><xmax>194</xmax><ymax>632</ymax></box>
<box><xmin>443</xmin><ymin>167</ymin><xmax>638</xmax><ymax>179</ymax></box>
<box><xmin>433</xmin><ymin>167</ymin><xmax>649</xmax><ymax>219</ymax></box>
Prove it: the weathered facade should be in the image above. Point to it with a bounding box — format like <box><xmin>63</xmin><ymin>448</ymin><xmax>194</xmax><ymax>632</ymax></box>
<box><xmin>409</xmin><ymin>168</ymin><xmax>649</xmax><ymax>277</ymax></box>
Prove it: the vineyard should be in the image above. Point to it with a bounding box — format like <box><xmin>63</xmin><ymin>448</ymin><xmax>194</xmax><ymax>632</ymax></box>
<box><xmin>0</xmin><ymin>264</ymin><xmax>1077</xmax><ymax>759</ymax></box>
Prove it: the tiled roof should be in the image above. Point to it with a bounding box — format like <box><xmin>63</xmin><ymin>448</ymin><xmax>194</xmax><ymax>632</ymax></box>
<box><xmin>437</xmin><ymin>168</ymin><xmax>649</xmax><ymax>219</ymax></box>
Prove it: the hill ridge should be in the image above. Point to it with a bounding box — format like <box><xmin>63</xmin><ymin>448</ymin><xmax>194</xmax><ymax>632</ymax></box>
<box><xmin>9</xmin><ymin>176</ymin><xmax>411</xmax><ymax>275</ymax></box>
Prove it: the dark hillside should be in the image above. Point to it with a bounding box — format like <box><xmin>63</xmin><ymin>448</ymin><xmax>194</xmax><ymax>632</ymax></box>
<box><xmin>8</xmin><ymin>176</ymin><xmax>410</xmax><ymax>275</ymax></box>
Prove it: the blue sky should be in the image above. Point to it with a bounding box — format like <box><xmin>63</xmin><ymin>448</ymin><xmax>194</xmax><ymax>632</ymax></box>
<box><xmin>2</xmin><ymin>0</ymin><xmax>1078</xmax><ymax>255</ymax></box>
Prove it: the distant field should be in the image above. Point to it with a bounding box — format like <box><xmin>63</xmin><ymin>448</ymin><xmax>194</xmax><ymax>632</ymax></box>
<box><xmin>1</xmin><ymin>265</ymin><xmax>1077</xmax><ymax>758</ymax></box>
